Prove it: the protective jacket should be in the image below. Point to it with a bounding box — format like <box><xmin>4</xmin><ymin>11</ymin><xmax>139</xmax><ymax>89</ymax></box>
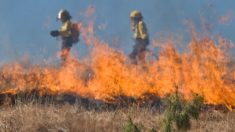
<box><xmin>132</xmin><ymin>20</ymin><xmax>148</xmax><ymax>40</ymax></box>
<box><xmin>60</xmin><ymin>20</ymin><xmax>73</xmax><ymax>38</ymax></box>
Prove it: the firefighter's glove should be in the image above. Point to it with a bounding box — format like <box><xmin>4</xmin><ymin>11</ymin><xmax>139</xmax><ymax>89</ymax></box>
<box><xmin>50</xmin><ymin>30</ymin><xmax>60</xmax><ymax>37</ymax></box>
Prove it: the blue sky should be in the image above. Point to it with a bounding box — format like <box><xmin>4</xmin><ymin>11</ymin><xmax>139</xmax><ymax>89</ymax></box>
<box><xmin>0</xmin><ymin>0</ymin><xmax>234</xmax><ymax>64</ymax></box>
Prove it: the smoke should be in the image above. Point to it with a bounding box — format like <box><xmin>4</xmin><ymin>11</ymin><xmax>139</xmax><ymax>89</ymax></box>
<box><xmin>0</xmin><ymin>35</ymin><xmax>20</xmax><ymax>63</ymax></box>
<box><xmin>148</xmin><ymin>0</ymin><xmax>234</xmax><ymax>56</ymax></box>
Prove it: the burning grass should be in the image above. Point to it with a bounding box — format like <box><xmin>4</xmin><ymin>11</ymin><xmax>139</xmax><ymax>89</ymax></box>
<box><xmin>0</xmin><ymin>34</ymin><xmax>234</xmax><ymax>109</ymax></box>
<box><xmin>0</xmin><ymin>33</ymin><xmax>234</xmax><ymax>131</ymax></box>
<box><xmin>1</xmin><ymin>6</ymin><xmax>235</xmax><ymax>109</ymax></box>
<box><xmin>0</xmin><ymin>6</ymin><xmax>235</xmax><ymax>130</ymax></box>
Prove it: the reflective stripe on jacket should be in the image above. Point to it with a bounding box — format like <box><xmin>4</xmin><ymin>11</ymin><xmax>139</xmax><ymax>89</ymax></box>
<box><xmin>60</xmin><ymin>20</ymin><xmax>72</xmax><ymax>37</ymax></box>
<box><xmin>133</xmin><ymin>21</ymin><xmax>148</xmax><ymax>40</ymax></box>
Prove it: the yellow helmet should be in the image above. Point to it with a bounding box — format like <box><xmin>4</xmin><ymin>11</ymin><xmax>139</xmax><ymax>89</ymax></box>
<box><xmin>130</xmin><ymin>10</ymin><xmax>142</xmax><ymax>19</ymax></box>
<box><xmin>57</xmin><ymin>9</ymin><xmax>71</xmax><ymax>20</ymax></box>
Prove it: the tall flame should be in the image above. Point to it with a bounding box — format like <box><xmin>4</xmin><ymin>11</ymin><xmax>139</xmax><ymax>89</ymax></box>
<box><xmin>0</xmin><ymin>6</ymin><xmax>234</xmax><ymax>109</ymax></box>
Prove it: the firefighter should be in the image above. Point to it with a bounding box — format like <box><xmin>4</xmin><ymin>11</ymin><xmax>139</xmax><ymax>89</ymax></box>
<box><xmin>129</xmin><ymin>10</ymin><xmax>149</xmax><ymax>65</ymax></box>
<box><xmin>50</xmin><ymin>9</ymin><xmax>74</xmax><ymax>65</ymax></box>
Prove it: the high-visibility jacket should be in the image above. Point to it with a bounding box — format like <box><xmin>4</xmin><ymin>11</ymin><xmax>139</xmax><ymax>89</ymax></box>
<box><xmin>132</xmin><ymin>20</ymin><xmax>148</xmax><ymax>40</ymax></box>
<box><xmin>60</xmin><ymin>20</ymin><xmax>72</xmax><ymax>38</ymax></box>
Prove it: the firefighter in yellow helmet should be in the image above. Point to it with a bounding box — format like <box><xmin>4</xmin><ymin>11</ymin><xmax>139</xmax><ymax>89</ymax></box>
<box><xmin>129</xmin><ymin>10</ymin><xmax>149</xmax><ymax>65</ymax></box>
<box><xmin>50</xmin><ymin>9</ymin><xmax>75</xmax><ymax>64</ymax></box>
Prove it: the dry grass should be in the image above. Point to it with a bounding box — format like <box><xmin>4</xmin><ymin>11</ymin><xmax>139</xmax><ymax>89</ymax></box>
<box><xmin>0</xmin><ymin>101</ymin><xmax>234</xmax><ymax>132</ymax></box>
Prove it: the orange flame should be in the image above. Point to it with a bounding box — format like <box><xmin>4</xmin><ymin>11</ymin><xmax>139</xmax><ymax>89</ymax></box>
<box><xmin>0</xmin><ymin>7</ymin><xmax>235</xmax><ymax>110</ymax></box>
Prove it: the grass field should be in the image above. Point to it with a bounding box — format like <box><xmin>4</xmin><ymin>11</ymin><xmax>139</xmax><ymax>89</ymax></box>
<box><xmin>0</xmin><ymin>100</ymin><xmax>234</xmax><ymax>132</ymax></box>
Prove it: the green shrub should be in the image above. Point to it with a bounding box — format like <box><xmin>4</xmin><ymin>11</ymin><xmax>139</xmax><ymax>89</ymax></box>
<box><xmin>186</xmin><ymin>94</ymin><xmax>203</xmax><ymax>119</ymax></box>
<box><xmin>123</xmin><ymin>117</ymin><xmax>141</xmax><ymax>132</ymax></box>
<box><xmin>162</xmin><ymin>116</ymin><xmax>173</xmax><ymax>132</ymax></box>
<box><xmin>175</xmin><ymin>111</ymin><xmax>190</xmax><ymax>130</ymax></box>
<box><xmin>161</xmin><ymin>92</ymin><xmax>203</xmax><ymax>132</ymax></box>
